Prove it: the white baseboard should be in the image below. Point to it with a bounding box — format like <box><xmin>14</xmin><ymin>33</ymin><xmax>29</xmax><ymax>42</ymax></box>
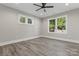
<box><xmin>0</xmin><ymin>35</ymin><xmax>79</xmax><ymax>46</ymax></box>
<box><xmin>0</xmin><ymin>36</ymin><xmax>41</xmax><ymax>46</ymax></box>
<box><xmin>42</xmin><ymin>35</ymin><xmax>79</xmax><ymax>44</ymax></box>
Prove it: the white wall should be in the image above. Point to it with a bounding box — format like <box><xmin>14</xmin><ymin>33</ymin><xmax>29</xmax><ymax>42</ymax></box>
<box><xmin>0</xmin><ymin>5</ymin><xmax>41</xmax><ymax>43</ymax></box>
<box><xmin>0</xmin><ymin>4</ymin><xmax>79</xmax><ymax>44</ymax></box>
<box><xmin>41</xmin><ymin>8</ymin><xmax>79</xmax><ymax>42</ymax></box>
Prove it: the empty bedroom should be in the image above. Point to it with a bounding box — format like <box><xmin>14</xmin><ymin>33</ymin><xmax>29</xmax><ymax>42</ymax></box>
<box><xmin>0</xmin><ymin>2</ymin><xmax>79</xmax><ymax>56</ymax></box>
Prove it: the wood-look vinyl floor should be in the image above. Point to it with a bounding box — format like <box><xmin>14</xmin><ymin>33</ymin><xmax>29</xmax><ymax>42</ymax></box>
<box><xmin>0</xmin><ymin>37</ymin><xmax>79</xmax><ymax>56</ymax></box>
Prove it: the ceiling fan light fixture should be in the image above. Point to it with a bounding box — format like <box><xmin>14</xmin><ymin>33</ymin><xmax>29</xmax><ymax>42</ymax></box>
<box><xmin>65</xmin><ymin>3</ymin><xmax>69</xmax><ymax>6</ymax></box>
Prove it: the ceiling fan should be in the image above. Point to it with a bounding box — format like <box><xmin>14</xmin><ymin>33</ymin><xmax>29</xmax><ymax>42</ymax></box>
<box><xmin>33</xmin><ymin>3</ymin><xmax>54</xmax><ymax>12</ymax></box>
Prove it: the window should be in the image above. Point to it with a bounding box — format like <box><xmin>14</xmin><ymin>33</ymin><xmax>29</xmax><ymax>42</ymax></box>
<box><xmin>28</xmin><ymin>18</ymin><xmax>32</xmax><ymax>24</ymax></box>
<box><xmin>18</xmin><ymin>14</ymin><xmax>33</xmax><ymax>25</ymax></box>
<box><xmin>57</xmin><ymin>16</ymin><xmax>67</xmax><ymax>33</ymax></box>
<box><xmin>49</xmin><ymin>18</ymin><xmax>56</xmax><ymax>32</ymax></box>
<box><xmin>20</xmin><ymin>16</ymin><xmax>26</xmax><ymax>23</ymax></box>
<box><xmin>18</xmin><ymin>14</ymin><xmax>27</xmax><ymax>24</ymax></box>
<box><xmin>48</xmin><ymin>16</ymin><xmax>67</xmax><ymax>33</ymax></box>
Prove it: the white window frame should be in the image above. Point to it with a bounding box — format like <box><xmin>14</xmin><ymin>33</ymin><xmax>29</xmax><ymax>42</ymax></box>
<box><xmin>18</xmin><ymin>14</ymin><xmax>27</xmax><ymax>24</ymax></box>
<box><xmin>48</xmin><ymin>18</ymin><xmax>57</xmax><ymax>33</ymax></box>
<box><xmin>48</xmin><ymin>15</ymin><xmax>67</xmax><ymax>34</ymax></box>
<box><xmin>27</xmin><ymin>17</ymin><xmax>34</xmax><ymax>25</ymax></box>
<box><xmin>18</xmin><ymin>14</ymin><xmax>34</xmax><ymax>25</ymax></box>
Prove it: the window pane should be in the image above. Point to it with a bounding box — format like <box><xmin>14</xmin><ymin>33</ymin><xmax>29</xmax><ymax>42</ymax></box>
<box><xmin>57</xmin><ymin>16</ymin><xmax>66</xmax><ymax>32</ymax></box>
<box><xmin>28</xmin><ymin>18</ymin><xmax>32</xmax><ymax>24</ymax></box>
<box><xmin>20</xmin><ymin>16</ymin><xmax>26</xmax><ymax>23</ymax></box>
<box><xmin>49</xmin><ymin>19</ymin><xmax>55</xmax><ymax>32</ymax></box>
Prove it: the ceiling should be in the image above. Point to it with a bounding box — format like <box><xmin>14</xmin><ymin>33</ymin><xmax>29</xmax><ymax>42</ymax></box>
<box><xmin>2</xmin><ymin>3</ymin><xmax>79</xmax><ymax>18</ymax></box>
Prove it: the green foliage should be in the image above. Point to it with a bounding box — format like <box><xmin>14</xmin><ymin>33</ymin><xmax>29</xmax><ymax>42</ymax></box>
<box><xmin>20</xmin><ymin>16</ymin><xmax>26</xmax><ymax>23</ymax></box>
<box><xmin>49</xmin><ymin>19</ymin><xmax>55</xmax><ymax>32</ymax></box>
<box><xmin>57</xmin><ymin>17</ymin><xmax>66</xmax><ymax>30</ymax></box>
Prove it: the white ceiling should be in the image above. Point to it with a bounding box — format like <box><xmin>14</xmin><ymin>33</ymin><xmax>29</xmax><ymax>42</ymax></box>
<box><xmin>2</xmin><ymin>3</ymin><xmax>79</xmax><ymax>18</ymax></box>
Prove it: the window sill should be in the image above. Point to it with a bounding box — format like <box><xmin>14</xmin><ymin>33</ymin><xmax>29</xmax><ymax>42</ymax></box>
<box><xmin>48</xmin><ymin>31</ymin><xmax>67</xmax><ymax>34</ymax></box>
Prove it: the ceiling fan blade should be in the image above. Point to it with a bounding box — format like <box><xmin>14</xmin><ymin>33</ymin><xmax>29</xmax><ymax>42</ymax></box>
<box><xmin>45</xmin><ymin>6</ymin><xmax>54</xmax><ymax>8</ymax></box>
<box><xmin>33</xmin><ymin>4</ymin><xmax>42</xmax><ymax>7</ymax></box>
<box><xmin>44</xmin><ymin>9</ymin><xmax>46</xmax><ymax>12</ymax></box>
<box><xmin>35</xmin><ymin>8</ymin><xmax>42</xmax><ymax>11</ymax></box>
